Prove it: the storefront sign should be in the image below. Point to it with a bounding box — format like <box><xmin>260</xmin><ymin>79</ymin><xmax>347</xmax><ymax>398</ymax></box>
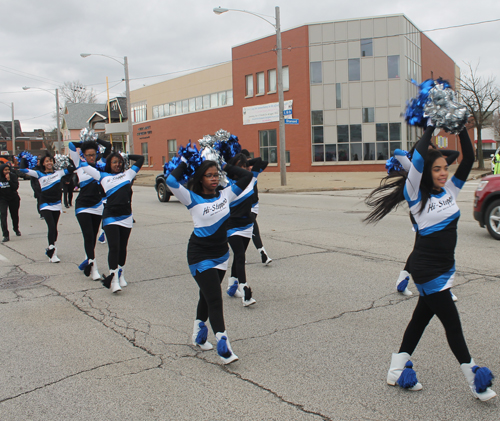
<box><xmin>243</xmin><ymin>100</ymin><xmax>293</xmax><ymax>125</ymax></box>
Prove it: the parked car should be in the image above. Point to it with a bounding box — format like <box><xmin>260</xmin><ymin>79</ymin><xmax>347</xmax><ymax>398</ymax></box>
<box><xmin>473</xmin><ymin>174</ymin><xmax>500</xmax><ymax>239</ymax></box>
<box><xmin>155</xmin><ymin>173</ymin><xmax>173</xmax><ymax>202</ymax></box>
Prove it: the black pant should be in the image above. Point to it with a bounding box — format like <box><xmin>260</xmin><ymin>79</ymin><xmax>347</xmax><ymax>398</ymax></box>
<box><xmin>40</xmin><ymin>210</ymin><xmax>60</xmax><ymax>246</ymax></box>
<box><xmin>252</xmin><ymin>216</ymin><xmax>263</xmax><ymax>249</ymax></box>
<box><xmin>399</xmin><ymin>289</ymin><xmax>471</xmax><ymax>364</ymax></box>
<box><xmin>228</xmin><ymin>235</ymin><xmax>250</xmax><ymax>284</ymax></box>
<box><xmin>103</xmin><ymin>224</ymin><xmax>131</xmax><ymax>270</ymax></box>
<box><xmin>194</xmin><ymin>268</ymin><xmax>226</xmax><ymax>334</ymax></box>
<box><xmin>63</xmin><ymin>183</ymin><xmax>74</xmax><ymax>207</ymax></box>
<box><xmin>76</xmin><ymin>213</ymin><xmax>102</xmax><ymax>260</ymax></box>
<box><xmin>0</xmin><ymin>197</ymin><xmax>20</xmax><ymax>238</ymax></box>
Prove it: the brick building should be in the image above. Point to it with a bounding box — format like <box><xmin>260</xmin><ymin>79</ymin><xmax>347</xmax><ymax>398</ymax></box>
<box><xmin>130</xmin><ymin>14</ymin><xmax>461</xmax><ymax>172</ymax></box>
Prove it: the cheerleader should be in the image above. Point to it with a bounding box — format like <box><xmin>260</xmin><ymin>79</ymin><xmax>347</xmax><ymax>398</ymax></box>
<box><xmin>225</xmin><ymin>154</ymin><xmax>268</xmax><ymax>306</ymax></box>
<box><xmin>0</xmin><ymin>164</ymin><xmax>21</xmax><ymax>242</ymax></box>
<box><xmin>166</xmin><ymin>157</ymin><xmax>253</xmax><ymax>364</ymax></box>
<box><xmin>70</xmin><ymin>150</ymin><xmax>144</xmax><ymax>293</ymax></box>
<box><xmin>365</xmin><ymin>125</ymin><xmax>496</xmax><ymax>401</ymax></box>
<box><xmin>20</xmin><ymin>153</ymin><xmax>74</xmax><ymax>262</ymax></box>
<box><xmin>240</xmin><ymin>149</ymin><xmax>272</xmax><ymax>265</ymax></box>
<box><xmin>69</xmin><ymin>139</ymin><xmax>111</xmax><ymax>280</ymax></box>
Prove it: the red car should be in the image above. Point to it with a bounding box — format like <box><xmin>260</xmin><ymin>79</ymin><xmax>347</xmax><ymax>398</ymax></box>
<box><xmin>473</xmin><ymin>174</ymin><xmax>500</xmax><ymax>240</ymax></box>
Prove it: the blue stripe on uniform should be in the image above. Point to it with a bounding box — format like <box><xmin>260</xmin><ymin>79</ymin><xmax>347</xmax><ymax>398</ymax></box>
<box><xmin>419</xmin><ymin>211</ymin><xmax>460</xmax><ymax>236</ymax></box>
<box><xmin>40</xmin><ymin>201</ymin><xmax>61</xmax><ymax>209</ymax></box>
<box><xmin>106</xmin><ymin>180</ymin><xmax>130</xmax><ymax>197</ymax></box>
<box><xmin>75</xmin><ymin>200</ymin><xmax>103</xmax><ymax>214</ymax></box>
<box><xmin>103</xmin><ymin>214</ymin><xmax>131</xmax><ymax>226</ymax></box>
<box><xmin>451</xmin><ymin>175</ymin><xmax>465</xmax><ymax>189</ymax></box>
<box><xmin>227</xmin><ymin>223</ymin><xmax>253</xmax><ymax>237</ymax></box>
<box><xmin>41</xmin><ymin>180</ymin><xmax>61</xmax><ymax>191</ymax></box>
<box><xmin>193</xmin><ymin>213</ymin><xmax>230</xmax><ymax>237</ymax></box>
<box><xmin>189</xmin><ymin>251</ymin><xmax>230</xmax><ymax>277</ymax></box>
<box><xmin>415</xmin><ymin>265</ymin><xmax>455</xmax><ymax>295</ymax></box>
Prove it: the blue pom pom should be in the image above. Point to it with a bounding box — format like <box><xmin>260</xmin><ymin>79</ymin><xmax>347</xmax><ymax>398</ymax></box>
<box><xmin>98</xmin><ymin>232</ymin><xmax>105</xmax><ymax>243</ymax></box>
<box><xmin>217</xmin><ymin>335</ymin><xmax>231</xmax><ymax>358</ymax></box>
<box><xmin>164</xmin><ymin>141</ymin><xmax>205</xmax><ymax>185</ymax></box>
<box><xmin>385</xmin><ymin>150</ymin><xmax>412</xmax><ymax>174</ymax></box>
<box><xmin>78</xmin><ymin>259</ymin><xmax>89</xmax><ymax>271</ymax></box>
<box><xmin>118</xmin><ymin>268</ymin><xmax>122</xmax><ymax>278</ymax></box>
<box><xmin>17</xmin><ymin>151</ymin><xmax>38</xmax><ymax>169</ymax></box>
<box><xmin>472</xmin><ymin>365</ymin><xmax>494</xmax><ymax>393</ymax></box>
<box><xmin>195</xmin><ymin>321</ymin><xmax>208</xmax><ymax>345</ymax></box>
<box><xmin>397</xmin><ymin>276</ymin><xmax>410</xmax><ymax>293</ymax></box>
<box><xmin>214</xmin><ymin>134</ymin><xmax>242</xmax><ymax>162</ymax></box>
<box><xmin>227</xmin><ymin>279</ymin><xmax>239</xmax><ymax>297</ymax></box>
<box><xmin>397</xmin><ymin>361</ymin><xmax>419</xmax><ymax>388</ymax></box>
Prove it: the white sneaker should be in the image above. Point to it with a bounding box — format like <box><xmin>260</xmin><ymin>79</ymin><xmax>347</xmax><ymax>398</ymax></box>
<box><xmin>118</xmin><ymin>265</ymin><xmax>127</xmax><ymax>287</ymax></box>
<box><xmin>396</xmin><ymin>270</ymin><xmax>412</xmax><ymax>296</ymax></box>
<box><xmin>258</xmin><ymin>247</ymin><xmax>272</xmax><ymax>265</ymax></box>
<box><xmin>216</xmin><ymin>331</ymin><xmax>238</xmax><ymax>364</ymax></box>
<box><xmin>192</xmin><ymin>320</ymin><xmax>213</xmax><ymax>351</ymax></box>
<box><xmin>98</xmin><ymin>230</ymin><xmax>106</xmax><ymax>244</ymax></box>
<box><xmin>227</xmin><ymin>276</ymin><xmax>243</xmax><ymax>298</ymax></box>
<box><xmin>46</xmin><ymin>245</ymin><xmax>60</xmax><ymax>263</ymax></box>
<box><xmin>450</xmin><ymin>291</ymin><xmax>458</xmax><ymax>302</ymax></box>
<box><xmin>102</xmin><ymin>269</ymin><xmax>121</xmax><ymax>293</ymax></box>
<box><xmin>239</xmin><ymin>283</ymin><xmax>256</xmax><ymax>306</ymax></box>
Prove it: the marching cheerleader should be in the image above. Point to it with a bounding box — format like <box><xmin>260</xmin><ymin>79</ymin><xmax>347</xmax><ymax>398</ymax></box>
<box><xmin>68</xmin><ymin>138</ymin><xmax>111</xmax><ymax>281</ymax></box>
<box><xmin>365</xmin><ymin>124</ymin><xmax>496</xmax><ymax>401</ymax></box>
<box><xmin>0</xmin><ymin>163</ymin><xmax>21</xmax><ymax>242</ymax></box>
<box><xmin>20</xmin><ymin>153</ymin><xmax>74</xmax><ymax>262</ymax></box>
<box><xmin>70</xmin><ymin>150</ymin><xmax>144</xmax><ymax>293</ymax></box>
<box><xmin>394</xmin><ymin>148</ymin><xmax>460</xmax><ymax>298</ymax></box>
<box><xmin>241</xmin><ymin>149</ymin><xmax>272</xmax><ymax>265</ymax></box>
<box><xmin>166</xmin><ymin>155</ymin><xmax>253</xmax><ymax>364</ymax></box>
<box><xmin>225</xmin><ymin>153</ymin><xmax>268</xmax><ymax>306</ymax></box>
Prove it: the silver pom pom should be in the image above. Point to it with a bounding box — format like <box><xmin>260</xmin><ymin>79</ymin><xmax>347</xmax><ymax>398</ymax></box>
<box><xmin>80</xmin><ymin>128</ymin><xmax>98</xmax><ymax>142</ymax></box>
<box><xmin>119</xmin><ymin>152</ymin><xmax>130</xmax><ymax>170</ymax></box>
<box><xmin>199</xmin><ymin>135</ymin><xmax>215</xmax><ymax>148</ymax></box>
<box><xmin>424</xmin><ymin>83</ymin><xmax>469</xmax><ymax>134</ymax></box>
<box><xmin>54</xmin><ymin>154</ymin><xmax>70</xmax><ymax>170</ymax></box>
<box><xmin>214</xmin><ymin>129</ymin><xmax>231</xmax><ymax>142</ymax></box>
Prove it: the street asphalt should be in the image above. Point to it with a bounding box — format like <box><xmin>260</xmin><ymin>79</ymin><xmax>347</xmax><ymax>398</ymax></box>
<box><xmin>0</xmin><ymin>173</ymin><xmax>498</xmax><ymax>420</ymax></box>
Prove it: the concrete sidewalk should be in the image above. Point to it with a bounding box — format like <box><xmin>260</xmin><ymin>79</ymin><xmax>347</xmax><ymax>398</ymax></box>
<box><xmin>134</xmin><ymin>161</ymin><xmax>491</xmax><ymax>193</ymax></box>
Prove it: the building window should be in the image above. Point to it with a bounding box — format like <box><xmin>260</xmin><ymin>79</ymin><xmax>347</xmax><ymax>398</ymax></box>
<box><xmin>256</xmin><ymin>72</ymin><xmax>265</xmax><ymax>95</ymax></box>
<box><xmin>189</xmin><ymin>98</ymin><xmax>196</xmax><ymax>112</ymax></box>
<box><xmin>389</xmin><ymin>123</ymin><xmax>401</xmax><ymax>141</ymax></box>
<box><xmin>218</xmin><ymin>91</ymin><xmax>227</xmax><ymax>106</ymax></box>
<box><xmin>268</xmin><ymin>69</ymin><xmax>277</xmax><ymax>93</ymax></box>
<box><xmin>141</xmin><ymin>142</ymin><xmax>148</xmax><ymax>165</ymax></box>
<box><xmin>348</xmin><ymin>59</ymin><xmax>360</xmax><ymax>81</ymax></box>
<box><xmin>182</xmin><ymin>99</ymin><xmax>189</xmax><ymax>114</ymax></box>
<box><xmin>311</xmin><ymin>110</ymin><xmax>323</xmax><ymax>126</ymax></box>
<box><xmin>227</xmin><ymin>90</ymin><xmax>233</xmax><ymax>105</ymax></box>
<box><xmin>195</xmin><ymin>97</ymin><xmax>203</xmax><ymax>111</ymax></box>
<box><xmin>363</xmin><ymin>143</ymin><xmax>376</xmax><ymax>160</ymax></box>
<box><xmin>162</xmin><ymin>156</ymin><xmax>166</xmax><ymax>166</ymax></box>
<box><xmin>168</xmin><ymin>139</ymin><xmax>177</xmax><ymax>160</ymax></box>
<box><xmin>337</xmin><ymin>125</ymin><xmax>349</xmax><ymax>143</ymax></box>
<box><xmin>388</xmin><ymin>55</ymin><xmax>400</xmax><ymax>79</ymax></box>
<box><xmin>310</xmin><ymin>61</ymin><xmax>322</xmax><ymax>84</ymax></box>
<box><xmin>350</xmin><ymin>125</ymin><xmax>362</xmax><ymax>142</ymax></box>
<box><xmin>131</xmin><ymin>101</ymin><xmax>147</xmax><ymax>123</ymax></box>
<box><xmin>202</xmin><ymin>95</ymin><xmax>210</xmax><ymax>109</ymax></box>
<box><xmin>376</xmin><ymin>123</ymin><xmax>388</xmax><ymax>141</ymax></box>
<box><xmin>259</xmin><ymin>129</ymin><xmax>277</xmax><ymax>163</ymax></box>
<box><xmin>282</xmin><ymin>66</ymin><xmax>289</xmax><ymax>91</ymax></box>
<box><xmin>361</xmin><ymin>38</ymin><xmax>373</xmax><ymax>57</ymax></box>
<box><xmin>246</xmin><ymin>74</ymin><xmax>254</xmax><ymax>97</ymax></box>
<box><xmin>363</xmin><ymin>107</ymin><xmax>374</xmax><ymax>123</ymax></box>
<box><xmin>336</xmin><ymin>83</ymin><xmax>341</xmax><ymax>108</ymax></box>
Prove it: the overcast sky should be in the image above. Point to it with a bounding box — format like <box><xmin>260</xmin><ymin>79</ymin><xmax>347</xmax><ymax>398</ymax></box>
<box><xmin>2</xmin><ymin>0</ymin><xmax>500</xmax><ymax>132</ymax></box>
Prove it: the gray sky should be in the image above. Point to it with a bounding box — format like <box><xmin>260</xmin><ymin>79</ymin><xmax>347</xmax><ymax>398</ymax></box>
<box><xmin>2</xmin><ymin>0</ymin><xmax>500</xmax><ymax>132</ymax></box>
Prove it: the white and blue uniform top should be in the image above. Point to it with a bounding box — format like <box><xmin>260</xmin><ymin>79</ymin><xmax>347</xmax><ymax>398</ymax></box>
<box><xmin>166</xmin><ymin>161</ymin><xmax>253</xmax><ymax>277</ymax></box>
<box><xmin>226</xmin><ymin>157</ymin><xmax>267</xmax><ymax>239</ymax></box>
<box><xmin>20</xmin><ymin>166</ymin><xmax>72</xmax><ymax>212</ymax></box>
<box><xmin>396</xmin><ymin>126</ymin><xmax>474</xmax><ymax>296</ymax></box>
<box><xmin>69</xmin><ymin>147</ymin><xmax>144</xmax><ymax>229</ymax></box>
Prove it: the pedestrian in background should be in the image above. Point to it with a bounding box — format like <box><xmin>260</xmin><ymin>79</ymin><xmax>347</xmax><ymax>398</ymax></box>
<box><xmin>0</xmin><ymin>163</ymin><xmax>21</xmax><ymax>242</ymax></box>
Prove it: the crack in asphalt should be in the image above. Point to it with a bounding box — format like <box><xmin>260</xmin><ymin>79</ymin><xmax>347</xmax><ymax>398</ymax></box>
<box><xmin>0</xmin><ymin>356</ymin><xmax>154</xmax><ymax>404</ymax></box>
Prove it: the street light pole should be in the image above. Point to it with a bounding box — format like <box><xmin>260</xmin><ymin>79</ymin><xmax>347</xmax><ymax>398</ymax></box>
<box><xmin>11</xmin><ymin>102</ymin><xmax>15</xmax><ymax>157</ymax></box>
<box><xmin>21</xmin><ymin>87</ymin><xmax>62</xmax><ymax>153</ymax></box>
<box><xmin>214</xmin><ymin>6</ymin><xmax>287</xmax><ymax>186</ymax></box>
<box><xmin>80</xmin><ymin>53</ymin><xmax>134</xmax><ymax>153</ymax></box>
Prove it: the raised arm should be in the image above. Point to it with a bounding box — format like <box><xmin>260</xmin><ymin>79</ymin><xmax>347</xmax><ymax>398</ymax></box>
<box><xmin>441</xmin><ymin>149</ymin><xmax>460</xmax><ymax>166</ymax></box>
<box><xmin>19</xmin><ymin>158</ymin><xmax>39</xmax><ymax>179</ymax></box>
<box><xmin>453</xmin><ymin>129</ymin><xmax>474</xmax><ymax>182</ymax></box>
<box><xmin>225</xmin><ymin>164</ymin><xmax>254</xmax><ymax>197</ymax></box>
<box><xmin>166</xmin><ymin>161</ymin><xmax>193</xmax><ymax>207</ymax></box>
<box><xmin>97</xmin><ymin>138</ymin><xmax>112</xmax><ymax>159</ymax></box>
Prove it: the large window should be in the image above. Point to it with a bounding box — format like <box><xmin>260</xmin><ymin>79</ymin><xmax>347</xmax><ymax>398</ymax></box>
<box><xmin>348</xmin><ymin>59</ymin><xmax>360</xmax><ymax>81</ymax></box>
<box><xmin>361</xmin><ymin>38</ymin><xmax>373</xmax><ymax>57</ymax></box>
<box><xmin>282</xmin><ymin>66</ymin><xmax>289</xmax><ymax>91</ymax></box>
<box><xmin>388</xmin><ymin>55</ymin><xmax>400</xmax><ymax>79</ymax></box>
<box><xmin>259</xmin><ymin>129</ymin><xmax>277</xmax><ymax>163</ymax></box>
<box><xmin>310</xmin><ymin>62</ymin><xmax>322</xmax><ymax>84</ymax></box>
<box><xmin>256</xmin><ymin>72</ymin><xmax>265</xmax><ymax>95</ymax></box>
<box><xmin>312</xmin><ymin>111</ymin><xmax>336</xmax><ymax>162</ymax></box>
<box><xmin>246</xmin><ymin>74</ymin><xmax>254</xmax><ymax>97</ymax></box>
<box><xmin>268</xmin><ymin>69</ymin><xmax>276</xmax><ymax>93</ymax></box>
<box><xmin>141</xmin><ymin>142</ymin><xmax>148</xmax><ymax>165</ymax></box>
<box><xmin>131</xmin><ymin>101</ymin><xmax>147</xmax><ymax>123</ymax></box>
<box><xmin>168</xmin><ymin>139</ymin><xmax>177</xmax><ymax>160</ymax></box>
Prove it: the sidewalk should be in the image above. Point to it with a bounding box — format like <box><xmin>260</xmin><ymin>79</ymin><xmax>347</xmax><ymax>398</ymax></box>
<box><xmin>134</xmin><ymin>161</ymin><xmax>491</xmax><ymax>193</ymax></box>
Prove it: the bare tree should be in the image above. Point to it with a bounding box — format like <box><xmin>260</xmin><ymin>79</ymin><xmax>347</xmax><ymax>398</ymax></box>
<box><xmin>59</xmin><ymin>80</ymin><xmax>97</xmax><ymax>105</ymax></box>
<box><xmin>460</xmin><ymin>62</ymin><xmax>500</xmax><ymax>169</ymax></box>
<box><xmin>492</xmin><ymin>111</ymin><xmax>500</xmax><ymax>140</ymax></box>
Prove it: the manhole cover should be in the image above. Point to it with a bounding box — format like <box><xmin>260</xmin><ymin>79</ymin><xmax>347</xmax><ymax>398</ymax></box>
<box><xmin>0</xmin><ymin>274</ymin><xmax>46</xmax><ymax>290</ymax></box>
